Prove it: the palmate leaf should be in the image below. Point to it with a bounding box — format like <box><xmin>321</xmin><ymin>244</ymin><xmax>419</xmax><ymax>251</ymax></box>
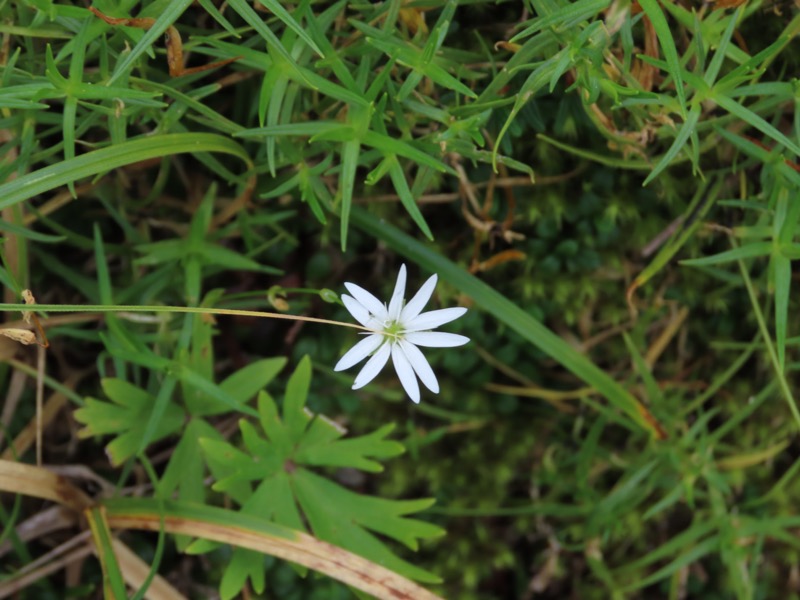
<box><xmin>74</xmin><ymin>378</ymin><xmax>184</xmax><ymax>466</ymax></box>
<box><xmin>198</xmin><ymin>356</ymin><xmax>443</xmax><ymax>598</ymax></box>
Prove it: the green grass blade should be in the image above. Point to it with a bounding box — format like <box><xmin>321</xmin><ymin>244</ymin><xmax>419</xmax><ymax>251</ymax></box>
<box><xmin>680</xmin><ymin>241</ymin><xmax>771</xmax><ymax>267</ymax></box>
<box><xmin>622</xmin><ymin>536</ymin><xmax>719</xmax><ymax>592</ymax></box>
<box><xmin>133</xmin><ymin>78</ymin><xmax>244</xmax><ymax>134</ymax></box>
<box><xmin>0</xmin><ymin>133</ymin><xmax>251</xmax><ymax>211</ymax></box>
<box><xmin>226</xmin><ymin>0</ymin><xmax>319</xmax><ymax>80</ymax></box>
<box><xmin>703</xmin><ymin>7</ymin><xmax>742</xmax><ymax>86</ymax></box>
<box><xmin>236</xmin><ymin>122</ymin><xmax>343</xmax><ymax>137</ymax></box>
<box><xmin>105</xmin><ymin>0</ymin><xmax>194</xmax><ymax>85</ymax></box>
<box><xmin>716</xmin><ymin>127</ymin><xmax>800</xmax><ymax>187</ymax></box>
<box><xmin>388</xmin><ymin>160</ymin><xmax>433</xmax><ymax>241</ymax></box>
<box><xmin>299</xmin><ymin>0</ymin><xmax>357</xmax><ymax>91</ymax></box>
<box><xmin>623</xmin><ymin>333</ymin><xmax>663</xmax><ymax>406</ymax></box>
<box><xmin>339</xmin><ymin>140</ymin><xmax>360</xmax><ymax>251</ymax></box>
<box><xmin>129</xmin><ymin>459</ymin><xmax>167</xmax><ymax>600</ymax></box>
<box><xmin>362</xmin><ymin>131</ymin><xmax>452</xmax><ymax>174</ymax></box>
<box><xmin>637</xmin><ymin>0</ymin><xmax>687</xmax><ymax>118</ymax></box>
<box><xmin>627</xmin><ymin>177</ymin><xmax>721</xmax><ymax>298</ymax></box>
<box><xmin>773</xmin><ymin>188</ymin><xmax>795</xmax><ymax>371</ymax></box>
<box><xmin>238</xmin><ymin>0</ymin><xmax>321</xmax><ymax>56</ymax></box>
<box><xmin>93</xmin><ymin>225</ymin><xmax>113</xmax><ymax>305</ymax></box>
<box><xmin>0</xmin><ymin>219</ymin><xmax>63</xmax><ymax>243</ymax></box>
<box><xmin>86</xmin><ymin>507</ymin><xmax>127</xmax><ymax>599</ymax></box>
<box><xmin>735</xmin><ymin>241</ymin><xmax>800</xmax><ymax>432</ymax></box>
<box><xmin>643</xmin><ymin>105</ymin><xmax>701</xmax><ymax>185</ymax></box>
<box><xmin>511</xmin><ymin>0</ymin><xmax>611</xmax><ymax>42</ymax></box>
<box><xmin>714</xmin><ymin>94</ymin><xmax>800</xmax><ymax>158</ymax></box>
<box><xmin>196</xmin><ymin>0</ymin><xmax>240</xmax><ymax>38</ymax></box>
<box><xmin>538</xmin><ymin>134</ymin><xmax>651</xmax><ymax>169</ymax></box>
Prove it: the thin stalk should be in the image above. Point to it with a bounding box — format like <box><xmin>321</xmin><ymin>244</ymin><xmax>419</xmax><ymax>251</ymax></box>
<box><xmin>0</xmin><ymin>304</ymin><xmax>369</xmax><ymax>332</ymax></box>
<box><xmin>735</xmin><ymin>250</ymin><xmax>800</xmax><ymax>431</ymax></box>
<box><xmin>5</xmin><ymin>358</ymin><xmax>85</xmax><ymax>406</ymax></box>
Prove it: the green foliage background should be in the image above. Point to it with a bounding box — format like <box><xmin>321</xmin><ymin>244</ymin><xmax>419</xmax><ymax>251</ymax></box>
<box><xmin>1</xmin><ymin>0</ymin><xmax>800</xmax><ymax>598</ymax></box>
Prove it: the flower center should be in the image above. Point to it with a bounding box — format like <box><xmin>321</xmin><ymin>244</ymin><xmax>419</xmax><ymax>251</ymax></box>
<box><xmin>382</xmin><ymin>319</ymin><xmax>404</xmax><ymax>338</ymax></box>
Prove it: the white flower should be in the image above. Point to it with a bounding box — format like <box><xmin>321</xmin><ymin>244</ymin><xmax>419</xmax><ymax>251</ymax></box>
<box><xmin>334</xmin><ymin>264</ymin><xmax>470</xmax><ymax>403</ymax></box>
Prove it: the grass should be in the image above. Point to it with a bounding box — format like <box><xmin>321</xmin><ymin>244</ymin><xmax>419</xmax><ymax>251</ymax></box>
<box><xmin>1</xmin><ymin>0</ymin><xmax>800</xmax><ymax>598</ymax></box>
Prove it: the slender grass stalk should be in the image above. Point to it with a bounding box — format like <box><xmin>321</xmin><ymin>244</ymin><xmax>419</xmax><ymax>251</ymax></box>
<box><xmin>735</xmin><ymin>245</ymin><xmax>800</xmax><ymax>431</ymax></box>
<box><xmin>0</xmin><ymin>303</ymin><xmax>368</xmax><ymax>332</ymax></box>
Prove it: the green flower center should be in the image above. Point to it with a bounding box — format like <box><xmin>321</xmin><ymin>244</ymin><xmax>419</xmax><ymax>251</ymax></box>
<box><xmin>382</xmin><ymin>319</ymin><xmax>404</xmax><ymax>338</ymax></box>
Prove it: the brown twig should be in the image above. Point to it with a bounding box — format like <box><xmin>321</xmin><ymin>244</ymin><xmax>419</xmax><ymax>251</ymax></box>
<box><xmin>89</xmin><ymin>7</ymin><xmax>241</xmax><ymax>78</ymax></box>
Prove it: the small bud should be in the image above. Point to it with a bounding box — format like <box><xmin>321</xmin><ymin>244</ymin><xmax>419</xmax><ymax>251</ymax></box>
<box><xmin>319</xmin><ymin>288</ymin><xmax>339</xmax><ymax>303</ymax></box>
<box><xmin>267</xmin><ymin>286</ymin><xmax>290</xmax><ymax>312</ymax></box>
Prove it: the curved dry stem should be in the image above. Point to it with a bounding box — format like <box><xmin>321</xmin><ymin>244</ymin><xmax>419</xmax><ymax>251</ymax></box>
<box><xmin>0</xmin><ymin>461</ymin><xmax>443</xmax><ymax>600</ymax></box>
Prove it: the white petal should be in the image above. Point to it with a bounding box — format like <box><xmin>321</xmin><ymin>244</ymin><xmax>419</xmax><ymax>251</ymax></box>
<box><xmin>387</xmin><ymin>264</ymin><xmax>406</xmax><ymax>321</ymax></box>
<box><xmin>405</xmin><ymin>307</ymin><xmax>467</xmax><ymax>332</ymax></box>
<box><xmin>334</xmin><ymin>334</ymin><xmax>384</xmax><ymax>371</ymax></box>
<box><xmin>342</xmin><ymin>294</ymin><xmax>372</xmax><ymax>327</ymax></box>
<box><xmin>391</xmin><ymin>343</ymin><xmax>420</xmax><ymax>403</ymax></box>
<box><xmin>405</xmin><ymin>332</ymin><xmax>470</xmax><ymax>347</ymax></box>
<box><xmin>400</xmin><ymin>274</ymin><xmax>437</xmax><ymax>323</ymax></box>
<box><xmin>344</xmin><ymin>282</ymin><xmax>388</xmax><ymax>320</ymax></box>
<box><xmin>352</xmin><ymin>343</ymin><xmax>391</xmax><ymax>389</ymax></box>
<box><xmin>364</xmin><ymin>316</ymin><xmax>384</xmax><ymax>330</ymax></box>
<box><xmin>399</xmin><ymin>340</ymin><xmax>439</xmax><ymax>393</ymax></box>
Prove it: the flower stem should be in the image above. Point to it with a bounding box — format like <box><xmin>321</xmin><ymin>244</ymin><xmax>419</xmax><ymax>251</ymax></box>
<box><xmin>0</xmin><ymin>304</ymin><xmax>371</xmax><ymax>332</ymax></box>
